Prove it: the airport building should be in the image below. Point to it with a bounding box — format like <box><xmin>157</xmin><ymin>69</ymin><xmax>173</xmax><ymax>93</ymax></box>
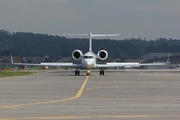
<box><xmin>143</xmin><ymin>53</ymin><xmax>179</xmax><ymax>69</ymax></box>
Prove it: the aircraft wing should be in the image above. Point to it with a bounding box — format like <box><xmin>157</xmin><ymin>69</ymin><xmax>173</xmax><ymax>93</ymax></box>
<box><xmin>10</xmin><ymin>55</ymin><xmax>82</xmax><ymax>68</ymax></box>
<box><xmin>11</xmin><ymin>62</ymin><xmax>82</xmax><ymax>68</ymax></box>
<box><xmin>96</xmin><ymin>62</ymin><xmax>167</xmax><ymax>68</ymax></box>
<box><xmin>40</xmin><ymin>63</ymin><xmax>82</xmax><ymax>67</ymax></box>
<box><xmin>96</xmin><ymin>53</ymin><xmax>170</xmax><ymax>68</ymax></box>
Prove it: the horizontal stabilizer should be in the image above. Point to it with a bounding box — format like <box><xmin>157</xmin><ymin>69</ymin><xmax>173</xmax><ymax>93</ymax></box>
<box><xmin>63</xmin><ymin>33</ymin><xmax>119</xmax><ymax>51</ymax></box>
<box><xmin>62</xmin><ymin>33</ymin><xmax>120</xmax><ymax>38</ymax></box>
<box><xmin>91</xmin><ymin>34</ymin><xmax>120</xmax><ymax>37</ymax></box>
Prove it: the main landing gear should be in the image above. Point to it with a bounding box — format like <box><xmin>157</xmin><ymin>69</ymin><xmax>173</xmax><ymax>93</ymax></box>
<box><xmin>100</xmin><ymin>69</ymin><xmax>104</xmax><ymax>76</ymax></box>
<box><xmin>75</xmin><ymin>69</ymin><xmax>80</xmax><ymax>76</ymax></box>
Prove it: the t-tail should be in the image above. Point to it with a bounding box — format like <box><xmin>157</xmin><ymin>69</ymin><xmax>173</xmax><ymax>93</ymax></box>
<box><xmin>62</xmin><ymin>33</ymin><xmax>120</xmax><ymax>51</ymax></box>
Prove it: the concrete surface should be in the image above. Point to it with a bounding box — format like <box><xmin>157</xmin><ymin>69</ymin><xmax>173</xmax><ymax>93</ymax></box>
<box><xmin>0</xmin><ymin>69</ymin><xmax>180</xmax><ymax>120</ymax></box>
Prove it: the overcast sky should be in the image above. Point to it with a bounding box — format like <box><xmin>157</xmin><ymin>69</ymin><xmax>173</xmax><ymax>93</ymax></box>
<box><xmin>1</xmin><ymin>0</ymin><xmax>180</xmax><ymax>40</ymax></box>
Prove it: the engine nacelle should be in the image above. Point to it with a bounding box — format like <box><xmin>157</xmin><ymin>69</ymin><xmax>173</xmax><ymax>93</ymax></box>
<box><xmin>72</xmin><ymin>50</ymin><xmax>83</xmax><ymax>60</ymax></box>
<box><xmin>97</xmin><ymin>49</ymin><xmax>108</xmax><ymax>61</ymax></box>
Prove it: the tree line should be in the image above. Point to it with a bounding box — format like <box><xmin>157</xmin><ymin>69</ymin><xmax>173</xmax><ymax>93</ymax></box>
<box><xmin>1</xmin><ymin>29</ymin><xmax>180</xmax><ymax>60</ymax></box>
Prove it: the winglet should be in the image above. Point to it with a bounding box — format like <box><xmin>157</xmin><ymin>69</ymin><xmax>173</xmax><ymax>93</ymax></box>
<box><xmin>10</xmin><ymin>54</ymin><xmax>14</xmax><ymax>64</ymax></box>
<box><xmin>166</xmin><ymin>53</ymin><xmax>170</xmax><ymax>64</ymax></box>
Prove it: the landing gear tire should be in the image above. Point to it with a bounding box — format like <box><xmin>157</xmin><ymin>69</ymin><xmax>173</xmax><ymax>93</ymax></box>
<box><xmin>100</xmin><ymin>70</ymin><xmax>104</xmax><ymax>76</ymax></box>
<box><xmin>86</xmin><ymin>71</ymin><xmax>90</xmax><ymax>76</ymax></box>
<box><xmin>75</xmin><ymin>70</ymin><xmax>80</xmax><ymax>76</ymax></box>
<box><xmin>86</xmin><ymin>73</ymin><xmax>90</xmax><ymax>76</ymax></box>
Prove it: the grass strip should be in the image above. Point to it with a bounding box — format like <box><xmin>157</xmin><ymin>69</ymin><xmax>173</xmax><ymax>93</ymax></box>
<box><xmin>0</xmin><ymin>71</ymin><xmax>34</xmax><ymax>77</ymax></box>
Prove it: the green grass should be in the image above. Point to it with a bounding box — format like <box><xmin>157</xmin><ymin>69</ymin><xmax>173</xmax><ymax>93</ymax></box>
<box><xmin>0</xmin><ymin>71</ymin><xmax>34</xmax><ymax>77</ymax></box>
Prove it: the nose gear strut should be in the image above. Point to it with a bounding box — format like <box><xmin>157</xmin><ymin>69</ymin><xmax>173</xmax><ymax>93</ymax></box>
<box><xmin>86</xmin><ymin>70</ymin><xmax>90</xmax><ymax>76</ymax></box>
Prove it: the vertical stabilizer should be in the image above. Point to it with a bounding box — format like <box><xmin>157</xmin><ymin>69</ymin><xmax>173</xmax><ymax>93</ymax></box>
<box><xmin>89</xmin><ymin>33</ymin><xmax>92</xmax><ymax>51</ymax></box>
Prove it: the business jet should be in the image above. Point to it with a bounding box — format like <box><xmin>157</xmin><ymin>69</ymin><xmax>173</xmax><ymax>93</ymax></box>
<box><xmin>10</xmin><ymin>33</ymin><xmax>168</xmax><ymax>76</ymax></box>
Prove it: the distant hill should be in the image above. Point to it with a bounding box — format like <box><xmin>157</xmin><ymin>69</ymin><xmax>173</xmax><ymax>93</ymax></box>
<box><xmin>1</xmin><ymin>29</ymin><xmax>180</xmax><ymax>60</ymax></box>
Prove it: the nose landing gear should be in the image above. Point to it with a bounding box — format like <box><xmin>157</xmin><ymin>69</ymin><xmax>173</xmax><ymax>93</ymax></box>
<box><xmin>86</xmin><ymin>70</ymin><xmax>90</xmax><ymax>76</ymax></box>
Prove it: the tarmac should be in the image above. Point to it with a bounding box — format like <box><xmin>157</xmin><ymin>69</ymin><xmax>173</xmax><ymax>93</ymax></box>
<box><xmin>0</xmin><ymin>69</ymin><xmax>180</xmax><ymax>120</ymax></box>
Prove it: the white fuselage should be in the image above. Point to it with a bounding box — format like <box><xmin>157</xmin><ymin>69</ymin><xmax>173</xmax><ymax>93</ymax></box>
<box><xmin>82</xmin><ymin>51</ymin><xmax>96</xmax><ymax>69</ymax></box>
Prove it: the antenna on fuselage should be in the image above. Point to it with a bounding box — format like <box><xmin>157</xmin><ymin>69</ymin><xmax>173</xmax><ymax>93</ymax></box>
<box><xmin>62</xmin><ymin>33</ymin><xmax>120</xmax><ymax>52</ymax></box>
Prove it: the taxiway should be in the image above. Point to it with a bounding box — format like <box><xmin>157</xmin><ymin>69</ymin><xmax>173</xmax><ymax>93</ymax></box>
<box><xmin>0</xmin><ymin>70</ymin><xmax>180</xmax><ymax>120</ymax></box>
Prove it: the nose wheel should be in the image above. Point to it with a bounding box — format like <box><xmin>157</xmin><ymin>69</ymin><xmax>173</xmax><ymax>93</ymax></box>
<box><xmin>86</xmin><ymin>70</ymin><xmax>90</xmax><ymax>76</ymax></box>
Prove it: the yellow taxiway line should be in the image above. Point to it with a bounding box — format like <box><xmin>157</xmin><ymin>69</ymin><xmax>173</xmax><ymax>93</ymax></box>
<box><xmin>0</xmin><ymin>115</ymin><xmax>179</xmax><ymax>120</ymax></box>
<box><xmin>1</xmin><ymin>76</ymin><xmax>89</xmax><ymax>108</ymax></box>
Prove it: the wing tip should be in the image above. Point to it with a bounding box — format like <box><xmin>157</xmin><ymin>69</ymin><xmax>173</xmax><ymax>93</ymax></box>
<box><xmin>10</xmin><ymin>54</ymin><xmax>14</xmax><ymax>64</ymax></box>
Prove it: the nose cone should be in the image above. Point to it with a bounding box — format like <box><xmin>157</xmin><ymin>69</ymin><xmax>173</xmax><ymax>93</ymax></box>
<box><xmin>84</xmin><ymin>59</ymin><xmax>92</xmax><ymax>65</ymax></box>
<box><xmin>83</xmin><ymin>59</ymin><xmax>95</xmax><ymax>68</ymax></box>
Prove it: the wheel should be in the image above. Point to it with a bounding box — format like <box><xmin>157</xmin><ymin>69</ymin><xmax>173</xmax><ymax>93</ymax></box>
<box><xmin>102</xmin><ymin>70</ymin><xmax>104</xmax><ymax>75</ymax></box>
<box><xmin>86</xmin><ymin>72</ymin><xmax>90</xmax><ymax>76</ymax></box>
<box><xmin>75</xmin><ymin>70</ymin><xmax>80</xmax><ymax>76</ymax></box>
<box><xmin>100</xmin><ymin>70</ymin><xmax>104</xmax><ymax>76</ymax></box>
<box><xmin>75</xmin><ymin>70</ymin><xmax>78</xmax><ymax>76</ymax></box>
<box><xmin>77</xmin><ymin>70</ymin><xmax>80</xmax><ymax>76</ymax></box>
<box><xmin>87</xmin><ymin>73</ymin><xmax>90</xmax><ymax>76</ymax></box>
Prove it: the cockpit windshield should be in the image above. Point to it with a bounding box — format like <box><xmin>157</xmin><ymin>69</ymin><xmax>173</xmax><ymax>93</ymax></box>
<box><xmin>83</xmin><ymin>56</ymin><xmax>94</xmax><ymax>59</ymax></box>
